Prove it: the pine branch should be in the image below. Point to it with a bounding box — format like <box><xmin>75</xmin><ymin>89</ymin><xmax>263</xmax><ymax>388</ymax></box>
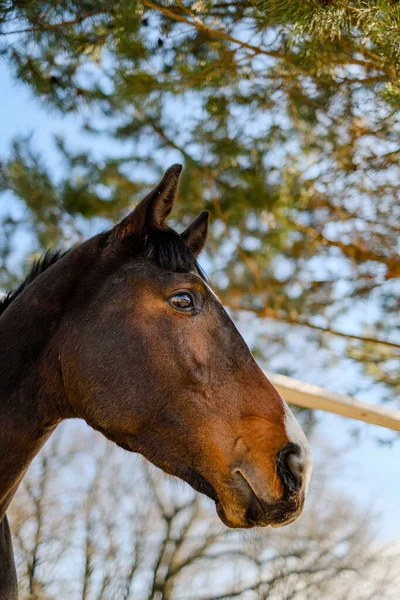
<box><xmin>221</xmin><ymin>296</ymin><xmax>400</xmax><ymax>351</ymax></box>
<box><xmin>1</xmin><ymin>9</ymin><xmax>109</xmax><ymax>36</ymax></box>
<box><xmin>291</xmin><ymin>220</ymin><xmax>400</xmax><ymax>279</ymax></box>
<box><xmin>142</xmin><ymin>0</ymin><xmax>282</xmax><ymax>59</ymax></box>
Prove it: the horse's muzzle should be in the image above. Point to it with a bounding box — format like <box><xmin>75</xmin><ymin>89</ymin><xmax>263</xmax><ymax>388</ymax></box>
<box><xmin>215</xmin><ymin>443</ymin><xmax>307</xmax><ymax>528</ymax></box>
<box><xmin>179</xmin><ymin>442</ymin><xmax>308</xmax><ymax>529</ymax></box>
<box><xmin>216</xmin><ymin>473</ymin><xmax>305</xmax><ymax>529</ymax></box>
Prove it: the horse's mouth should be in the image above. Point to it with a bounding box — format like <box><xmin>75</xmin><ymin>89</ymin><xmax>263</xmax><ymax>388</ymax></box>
<box><xmin>181</xmin><ymin>467</ymin><xmax>303</xmax><ymax>529</ymax></box>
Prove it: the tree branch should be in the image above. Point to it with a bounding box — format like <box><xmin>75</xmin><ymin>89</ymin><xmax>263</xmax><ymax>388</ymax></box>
<box><xmin>142</xmin><ymin>0</ymin><xmax>281</xmax><ymax>58</ymax></box>
<box><xmin>142</xmin><ymin>0</ymin><xmax>388</xmax><ymax>74</ymax></box>
<box><xmin>1</xmin><ymin>9</ymin><xmax>109</xmax><ymax>36</ymax></box>
<box><xmin>221</xmin><ymin>296</ymin><xmax>400</xmax><ymax>351</ymax></box>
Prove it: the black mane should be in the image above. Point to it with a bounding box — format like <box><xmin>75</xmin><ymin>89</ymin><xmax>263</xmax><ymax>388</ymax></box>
<box><xmin>143</xmin><ymin>228</ymin><xmax>206</xmax><ymax>279</ymax></box>
<box><xmin>0</xmin><ymin>250</ymin><xmax>65</xmax><ymax>317</ymax></box>
<box><xmin>0</xmin><ymin>228</ymin><xmax>205</xmax><ymax>318</ymax></box>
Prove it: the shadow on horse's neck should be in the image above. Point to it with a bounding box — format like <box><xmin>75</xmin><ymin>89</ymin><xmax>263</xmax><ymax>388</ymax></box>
<box><xmin>0</xmin><ymin>234</ymin><xmax>107</xmax><ymax>520</ymax></box>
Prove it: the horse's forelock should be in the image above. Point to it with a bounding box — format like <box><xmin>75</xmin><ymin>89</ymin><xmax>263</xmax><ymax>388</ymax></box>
<box><xmin>142</xmin><ymin>228</ymin><xmax>206</xmax><ymax>279</ymax></box>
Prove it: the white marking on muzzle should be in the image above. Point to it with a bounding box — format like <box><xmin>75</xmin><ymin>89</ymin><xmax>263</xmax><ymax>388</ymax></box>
<box><xmin>283</xmin><ymin>401</ymin><xmax>313</xmax><ymax>492</ymax></box>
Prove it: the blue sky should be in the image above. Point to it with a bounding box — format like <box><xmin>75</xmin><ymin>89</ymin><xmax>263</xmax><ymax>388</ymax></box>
<box><xmin>1</xmin><ymin>62</ymin><xmax>399</xmax><ymax>542</ymax></box>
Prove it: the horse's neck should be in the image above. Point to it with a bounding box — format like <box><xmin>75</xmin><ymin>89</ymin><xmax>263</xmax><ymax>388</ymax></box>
<box><xmin>0</xmin><ymin>243</ymin><xmax>94</xmax><ymax>520</ymax></box>
<box><xmin>0</xmin><ymin>297</ymin><xmax>61</xmax><ymax>520</ymax></box>
<box><xmin>0</xmin><ymin>515</ymin><xmax>18</xmax><ymax>599</ymax></box>
<box><xmin>0</xmin><ymin>419</ymin><xmax>55</xmax><ymax>521</ymax></box>
<box><xmin>0</xmin><ymin>235</ymin><xmax>109</xmax><ymax>520</ymax></box>
<box><xmin>0</xmin><ymin>362</ymin><xmax>58</xmax><ymax>597</ymax></box>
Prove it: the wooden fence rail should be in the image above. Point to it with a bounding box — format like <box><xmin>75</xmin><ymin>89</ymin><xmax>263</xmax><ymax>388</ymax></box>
<box><xmin>266</xmin><ymin>372</ymin><xmax>400</xmax><ymax>432</ymax></box>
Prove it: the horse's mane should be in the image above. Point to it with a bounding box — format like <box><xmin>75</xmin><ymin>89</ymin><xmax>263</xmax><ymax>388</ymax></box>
<box><xmin>0</xmin><ymin>250</ymin><xmax>65</xmax><ymax>317</ymax></box>
<box><xmin>0</xmin><ymin>228</ymin><xmax>205</xmax><ymax>317</ymax></box>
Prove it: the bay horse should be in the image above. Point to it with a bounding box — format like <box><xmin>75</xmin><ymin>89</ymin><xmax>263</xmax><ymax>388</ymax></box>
<box><xmin>0</xmin><ymin>165</ymin><xmax>311</xmax><ymax>599</ymax></box>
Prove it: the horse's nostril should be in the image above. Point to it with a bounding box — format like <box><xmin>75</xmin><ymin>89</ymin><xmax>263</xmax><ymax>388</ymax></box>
<box><xmin>278</xmin><ymin>442</ymin><xmax>301</xmax><ymax>461</ymax></box>
<box><xmin>277</xmin><ymin>442</ymin><xmax>303</xmax><ymax>494</ymax></box>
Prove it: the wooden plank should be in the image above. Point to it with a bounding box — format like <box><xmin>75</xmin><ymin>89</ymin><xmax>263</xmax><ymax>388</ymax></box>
<box><xmin>265</xmin><ymin>371</ymin><xmax>400</xmax><ymax>432</ymax></box>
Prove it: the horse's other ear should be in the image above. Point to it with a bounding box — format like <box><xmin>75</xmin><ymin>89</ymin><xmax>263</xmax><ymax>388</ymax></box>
<box><xmin>112</xmin><ymin>164</ymin><xmax>183</xmax><ymax>241</ymax></box>
<box><xmin>181</xmin><ymin>210</ymin><xmax>209</xmax><ymax>257</ymax></box>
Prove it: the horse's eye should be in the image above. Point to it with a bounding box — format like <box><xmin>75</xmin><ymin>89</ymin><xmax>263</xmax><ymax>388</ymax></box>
<box><xmin>169</xmin><ymin>293</ymin><xmax>194</xmax><ymax>311</ymax></box>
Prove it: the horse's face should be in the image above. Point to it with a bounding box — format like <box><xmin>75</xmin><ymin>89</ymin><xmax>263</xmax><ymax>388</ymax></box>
<box><xmin>61</xmin><ymin>166</ymin><xmax>312</xmax><ymax>529</ymax></box>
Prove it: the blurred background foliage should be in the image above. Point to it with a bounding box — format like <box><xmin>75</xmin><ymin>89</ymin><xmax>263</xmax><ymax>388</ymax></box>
<box><xmin>0</xmin><ymin>0</ymin><xmax>399</xmax><ymax>405</ymax></box>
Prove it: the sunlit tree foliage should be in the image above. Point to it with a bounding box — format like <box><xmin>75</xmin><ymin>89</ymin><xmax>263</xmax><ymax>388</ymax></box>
<box><xmin>0</xmin><ymin>1</ymin><xmax>399</xmax><ymax>401</ymax></box>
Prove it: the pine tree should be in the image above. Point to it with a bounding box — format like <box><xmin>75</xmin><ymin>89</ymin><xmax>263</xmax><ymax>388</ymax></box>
<box><xmin>0</xmin><ymin>1</ymin><xmax>399</xmax><ymax>403</ymax></box>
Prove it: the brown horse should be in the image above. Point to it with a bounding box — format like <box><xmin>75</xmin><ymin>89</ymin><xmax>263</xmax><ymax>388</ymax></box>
<box><xmin>0</xmin><ymin>165</ymin><xmax>311</xmax><ymax>599</ymax></box>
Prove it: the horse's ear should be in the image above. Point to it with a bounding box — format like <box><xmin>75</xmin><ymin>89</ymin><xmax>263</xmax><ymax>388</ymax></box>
<box><xmin>111</xmin><ymin>164</ymin><xmax>182</xmax><ymax>241</ymax></box>
<box><xmin>181</xmin><ymin>211</ymin><xmax>209</xmax><ymax>257</ymax></box>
